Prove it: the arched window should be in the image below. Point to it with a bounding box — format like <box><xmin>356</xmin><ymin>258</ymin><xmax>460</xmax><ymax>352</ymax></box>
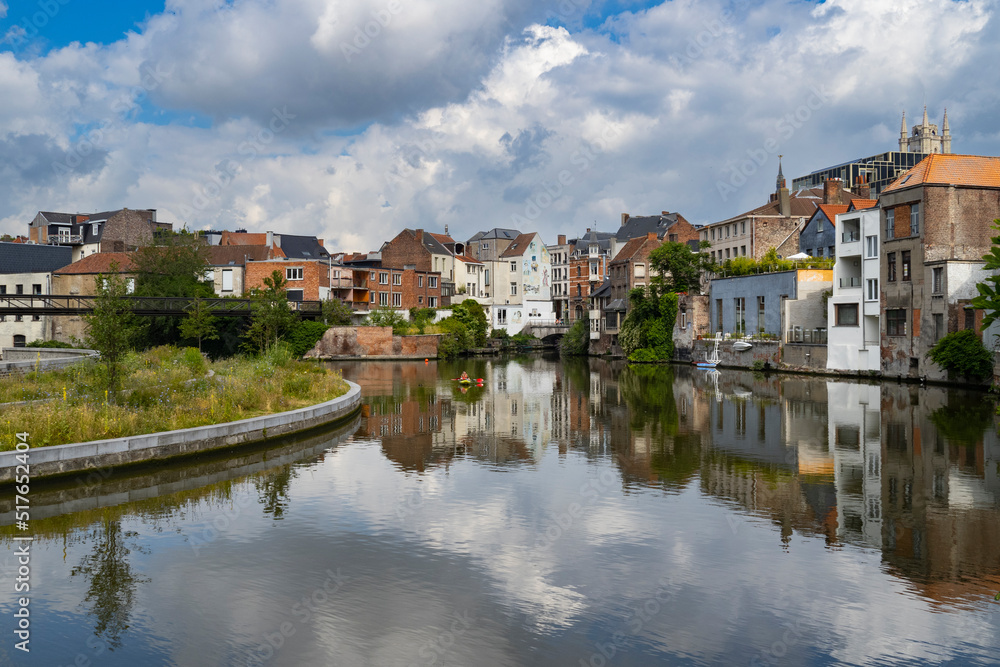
<box><xmin>13</xmin><ymin>335</ymin><xmax>26</xmax><ymax>347</ymax></box>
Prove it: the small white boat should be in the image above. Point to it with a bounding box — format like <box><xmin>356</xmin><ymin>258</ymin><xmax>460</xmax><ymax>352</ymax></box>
<box><xmin>694</xmin><ymin>335</ymin><xmax>721</xmax><ymax>367</ymax></box>
<box><xmin>732</xmin><ymin>341</ymin><xmax>753</xmax><ymax>352</ymax></box>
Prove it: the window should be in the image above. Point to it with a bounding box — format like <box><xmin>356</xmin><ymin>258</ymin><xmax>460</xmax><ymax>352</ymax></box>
<box><xmin>965</xmin><ymin>309</ymin><xmax>975</xmax><ymax>330</ymax></box>
<box><xmin>13</xmin><ymin>335</ymin><xmax>26</xmax><ymax>348</ymax></box>
<box><xmin>901</xmin><ymin>250</ymin><xmax>910</xmax><ymax>281</ymax></box>
<box><xmin>757</xmin><ymin>296</ymin><xmax>765</xmax><ymax>333</ymax></box>
<box><xmin>510</xmin><ymin>261</ymin><xmax>517</xmax><ymax>271</ymax></box>
<box><xmin>887</xmin><ymin>309</ymin><xmax>906</xmax><ymax>336</ymax></box>
<box><xmin>634</xmin><ymin>264</ymin><xmax>645</xmax><ymax>278</ymax></box>
<box><xmin>379</xmin><ymin>291</ymin><xmax>389</xmax><ymax>306</ymax></box>
<box><xmin>741</xmin><ymin>221</ymin><xmax>746</xmax><ymax>235</ymax></box>
<box><xmin>734</xmin><ymin>297</ymin><xmax>746</xmax><ymax>333</ymax></box>
<box><xmin>741</xmin><ymin>246</ymin><xmax>747</xmax><ymax>256</ymax></box>
<box><xmin>418</xmin><ymin>275</ymin><xmax>424</xmax><ymax>287</ymax></box>
<box><xmin>222</xmin><ymin>269</ymin><xmax>233</xmax><ymax>292</ymax></box>
<box><xmin>418</xmin><ymin>296</ymin><xmax>423</xmax><ymax>304</ymax></box>
<box><xmin>428</xmin><ymin>297</ymin><xmax>437</xmax><ymax>308</ymax></box>
<box><xmin>32</xmin><ymin>284</ymin><xmax>41</xmax><ymax>295</ymax></box>
<box><xmin>933</xmin><ymin>313</ymin><xmax>944</xmax><ymax>342</ymax></box>
<box><xmin>932</xmin><ymin>267</ymin><xmax>943</xmax><ymax>293</ymax></box>
<box><xmin>370</xmin><ymin>292</ymin><xmax>376</xmax><ymax>303</ymax></box>
<box><xmin>591</xmin><ymin>263</ymin><xmax>598</xmax><ymax>276</ymax></box>
<box><xmin>497</xmin><ymin>309</ymin><xmax>507</xmax><ymax>325</ymax></box>
<box><xmin>817</xmin><ymin>217</ymin><xmax>824</xmax><ymax>233</ymax></box>
<box><xmin>482</xmin><ymin>242</ymin><xmax>489</xmax><ymax>251</ymax></box>
<box><xmin>887</xmin><ymin>252</ymin><xmax>896</xmax><ymax>282</ymax></box>
<box><xmin>392</xmin><ymin>273</ymin><xmax>402</xmax><ymax>285</ymax></box>
<box><xmin>286</xmin><ymin>289</ymin><xmax>303</xmax><ymax>302</ymax></box>
<box><xmin>429</xmin><ymin>276</ymin><xmax>437</xmax><ymax>288</ymax></box>
<box><xmin>286</xmin><ymin>267</ymin><xmax>304</xmax><ymax>281</ymax></box>
<box><xmin>16</xmin><ymin>284</ymin><xmax>23</xmax><ymax>295</ymax></box>
<box><xmin>866</xmin><ymin>278</ymin><xmax>878</xmax><ymax>301</ymax></box>
<box><xmin>711</xmin><ymin>228</ymin><xmax>715</xmax><ymax>241</ymax></box>
<box><xmin>392</xmin><ymin>293</ymin><xmax>401</xmax><ymax>307</ymax></box>
<box><xmin>726</xmin><ymin>226</ymin><xmax>730</xmax><ymax>238</ymax></box>
<box><xmin>510</xmin><ymin>282</ymin><xmax>518</xmax><ymax>296</ymax></box>
<box><xmin>828</xmin><ymin>246</ymin><xmax>835</xmax><ymax>258</ymax></box>
<box><xmin>379</xmin><ymin>272</ymin><xmax>389</xmax><ymax>285</ymax></box>
<box><xmin>836</xmin><ymin>303</ymin><xmax>859</xmax><ymax>326</ymax></box>
<box><xmin>577</xmin><ymin>285</ymin><xmax>582</xmax><ymax>297</ymax></box>
<box><xmin>715</xmin><ymin>299</ymin><xmax>723</xmax><ymax>331</ymax></box>
<box><xmin>866</xmin><ymin>235</ymin><xmax>878</xmax><ymax>258</ymax></box>
<box><xmin>885</xmin><ymin>209</ymin><xmax>895</xmax><ymax>240</ymax></box>
<box><xmin>370</xmin><ymin>271</ymin><xmax>376</xmax><ymax>280</ymax></box>
<box><xmin>0</xmin><ymin>286</ymin><xmax>5</xmax><ymax>295</ymax></box>
<box><xmin>725</xmin><ymin>248</ymin><xmax>730</xmax><ymax>259</ymax></box>
<box><xmin>910</xmin><ymin>203</ymin><xmax>920</xmax><ymax>236</ymax></box>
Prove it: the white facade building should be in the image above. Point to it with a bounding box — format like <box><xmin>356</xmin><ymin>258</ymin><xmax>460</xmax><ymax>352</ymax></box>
<box><xmin>828</xmin><ymin>204</ymin><xmax>881</xmax><ymax>372</ymax></box>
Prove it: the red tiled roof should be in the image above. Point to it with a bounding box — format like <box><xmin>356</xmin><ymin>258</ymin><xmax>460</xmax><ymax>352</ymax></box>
<box><xmin>220</xmin><ymin>231</ymin><xmax>268</xmax><ymax>246</ymax></box>
<box><xmin>454</xmin><ymin>254</ymin><xmax>482</xmax><ymax>264</ymax></box>
<box><xmin>429</xmin><ymin>232</ymin><xmax>455</xmax><ymax>244</ymax></box>
<box><xmin>849</xmin><ymin>199</ymin><xmax>879</xmax><ymax>210</ymax></box>
<box><xmin>207</xmin><ymin>245</ymin><xmax>271</xmax><ymax>265</ymax></box>
<box><xmin>815</xmin><ymin>204</ymin><xmax>849</xmax><ymax>227</ymax></box>
<box><xmin>882</xmin><ymin>154</ymin><xmax>1000</xmax><ymax>193</ymax></box>
<box><xmin>611</xmin><ymin>235</ymin><xmax>656</xmax><ymax>264</ymax></box>
<box><xmin>53</xmin><ymin>252</ymin><xmax>135</xmax><ymax>274</ymax></box>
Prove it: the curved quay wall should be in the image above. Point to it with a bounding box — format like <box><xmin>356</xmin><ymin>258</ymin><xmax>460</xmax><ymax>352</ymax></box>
<box><xmin>0</xmin><ymin>380</ymin><xmax>362</xmax><ymax>484</ymax></box>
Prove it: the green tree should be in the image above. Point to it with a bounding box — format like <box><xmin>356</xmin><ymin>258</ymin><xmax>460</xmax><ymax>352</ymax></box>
<box><xmin>178</xmin><ymin>297</ymin><xmax>220</xmax><ymax>353</ymax></box>
<box><xmin>365</xmin><ymin>306</ymin><xmax>409</xmax><ymax>335</ymax></box>
<box><xmin>84</xmin><ymin>263</ymin><xmax>144</xmax><ymax>395</ymax></box>
<box><xmin>971</xmin><ymin>220</ymin><xmax>1000</xmax><ymax>330</ymax></box>
<box><xmin>322</xmin><ymin>298</ymin><xmax>354</xmax><ymax>326</ymax></box>
<box><xmin>560</xmin><ymin>314</ymin><xmax>590</xmax><ymax>356</ymax></box>
<box><xmin>244</xmin><ymin>270</ymin><xmax>296</xmax><ymax>353</ymax></box>
<box><xmin>649</xmin><ymin>241</ymin><xmax>714</xmax><ymax>295</ymax></box>
<box><xmin>450</xmin><ymin>299</ymin><xmax>488</xmax><ymax>346</ymax></box>
<box><xmin>132</xmin><ymin>231</ymin><xmax>213</xmax><ymax>347</ymax></box>
<box><xmin>619</xmin><ymin>287</ymin><xmax>679</xmax><ymax>362</ymax></box>
<box><xmin>927</xmin><ymin>329</ymin><xmax>994</xmax><ymax>381</ymax></box>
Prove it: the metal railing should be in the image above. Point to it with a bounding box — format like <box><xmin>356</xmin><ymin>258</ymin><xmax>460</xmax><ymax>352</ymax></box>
<box><xmin>786</xmin><ymin>327</ymin><xmax>828</xmax><ymax>344</ymax></box>
<box><xmin>0</xmin><ymin>295</ymin><xmax>324</xmax><ymax>316</ymax></box>
<box><xmin>841</xmin><ymin>231</ymin><xmax>860</xmax><ymax>243</ymax></box>
<box><xmin>839</xmin><ymin>276</ymin><xmax>862</xmax><ymax>288</ymax></box>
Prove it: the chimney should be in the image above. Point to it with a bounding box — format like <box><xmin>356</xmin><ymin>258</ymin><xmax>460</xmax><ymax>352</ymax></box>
<box><xmin>779</xmin><ymin>189</ymin><xmax>791</xmax><ymax>217</ymax></box>
<box><xmin>266</xmin><ymin>230</ymin><xmax>274</xmax><ymax>249</ymax></box>
<box><xmin>558</xmin><ymin>234</ymin><xmax>566</xmax><ymax>245</ymax></box>
<box><xmin>317</xmin><ymin>239</ymin><xmax>325</xmax><ymax>247</ymax></box>
<box><xmin>415</xmin><ymin>228</ymin><xmax>424</xmax><ymax>243</ymax></box>
<box><xmin>855</xmin><ymin>174</ymin><xmax>871</xmax><ymax>200</ymax></box>
<box><xmin>647</xmin><ymin>232</ymin><xmax>657</xmax><ymax>241</ymax></box>
<box><xmin>622</xmin><ymin>213</ymin><xmax>630</xmax><ymax>227</ymax></box>
<box><xmin>823</xmin><ymin>178</ymin><xmax>843</xmax><ymax>205</ymax></box>
<box><xmin>444</xmin><ymin>224</ymin><xmax>449</xmax><ymax>235</ymax></box>
<box><xmin>586</xmin><ymin>227</ymin><xmax>591</xmax><ymax>233</ymax></box>
<box><xmin>661</xmin><ymin>211</ymin><xmax>669</xmax><ymax>215</ymax></box>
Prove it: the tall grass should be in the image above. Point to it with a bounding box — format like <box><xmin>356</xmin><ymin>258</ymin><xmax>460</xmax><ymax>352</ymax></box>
<box><xmin>0</xmin><ymin>346</ymin><xmax>349</xmax><ymax>450</ymax></box>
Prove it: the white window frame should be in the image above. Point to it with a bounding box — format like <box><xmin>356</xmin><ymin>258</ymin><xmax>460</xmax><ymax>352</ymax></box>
<box><xmin>222</xmin><ymin>269</ymin><xmax>234</xmax><ymax>292</ymax></box>
<box><xmin>865</xmin><ymin>236</ymin><xmax>878</xmax><ymax>258</ymax></box>
<box><xmin>286</xmin><ymin>267</ymin><xmax>304</xmax><ymax>281</ymax></box>
<box><xmin>379</xmin><ymin>272</ymin><xmax>389</xmax><ymax>285</ymax></box>
<box><xmin>392</xmin><ymin>273</ymin><xmax>402</xmax><ymax>286</ymax></box>
<box><xmin>429</xmin><ymin>276</ymin><xmax>438</xmax><ymax>288</ymax></box>
<box><xmin>392</xmin><ymin>292</ymin><xmax>402</xmax><ymax>307</ymax></box>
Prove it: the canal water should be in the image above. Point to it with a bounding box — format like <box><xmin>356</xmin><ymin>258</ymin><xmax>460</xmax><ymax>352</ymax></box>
<box><xmin>2</xmin><ymin>355</ymin><xmax>1000</xmax><ymax>666</ymax></box>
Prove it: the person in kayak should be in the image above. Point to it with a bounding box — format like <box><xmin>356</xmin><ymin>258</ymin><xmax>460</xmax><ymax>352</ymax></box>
<box><xmin>459</xmin><ymin>371</ymin><xmax>470</xmax><ymax>381</ymax></box>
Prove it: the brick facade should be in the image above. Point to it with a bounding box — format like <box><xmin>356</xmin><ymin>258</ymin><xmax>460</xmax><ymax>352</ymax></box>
<box><xmin>568</xmin><ymin>254</ymin><xmax>608</xmax><ymax>321</ymax></box>
<box><xmin>304</xmin><ymin>326</ymin><xmax>441</xmax><ymax>358</ymax></box>
<box><xmin>364</xmin><ymin>267</ymin><xmax>443</xmax><ymax>310</ymax></box>
<box><xmin>381</xmin><ymin>229</ymin><xmax>432</xmax><ymax>271</ymax></box>
<box><xmin>246</xmin><ymin>260</ymin><xmax>328</xmax><ymax>301</ymax></box>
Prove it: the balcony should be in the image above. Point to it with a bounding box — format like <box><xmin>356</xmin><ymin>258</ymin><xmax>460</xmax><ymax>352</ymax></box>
<box><xmin>786</xmin><ymin>326</ymin><xmax>827</xmax><ymax>344</ymax></box>
<box><xmin>841</xmin><ymin>231</ymin><xmax>860</xmax><ymax>243</ymax></box>
<box><xmin>48</xmin><ymin>235</ymin><xmax>82</xmax><ymax>245</ymax></box>
<box><xmin>839</xmin><ymin>276</ymin><xmax>862</xmax><ymax>289</ymax></box>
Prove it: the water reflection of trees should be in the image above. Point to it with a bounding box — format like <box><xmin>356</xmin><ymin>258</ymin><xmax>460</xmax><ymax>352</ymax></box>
<box><xmin>255</xmin><ymin>465</ymin><xmax>296</xmax><ymax>519</ymax></box>
<box><xmin>69</xmin><ymin>516</ymin><xmax>149</xmax><ymax>650</ymax></box>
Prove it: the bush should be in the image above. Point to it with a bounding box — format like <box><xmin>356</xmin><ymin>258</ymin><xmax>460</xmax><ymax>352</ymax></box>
<box><xmin>927</xmin><ymin>329</ymin><xmax>994</xmax><ymax>381</ymax></box>
<box><xmin>490</xmin><ymin>329</ymin><xmax>509</xmax><ymax>340</ymax></box>
<box><xmin>286</xmin><ymin>320</ymin><xmax>331</xmax><ymax>357</ymax></box>
<box><xmin>26</xmin><ymin>339</ymin><xmax>75</xmax><ymax>349</ymax></box>
<box><xmin>627</xmin><ymin>348</ymin><xmax>661</xmax><ymax>363</ymax></box>
<box><xmin>451</xmin><ymin>300</ymin><xmax>488</xmax><ymax>347</ymax></box>
<box><xmin>365</xmin><ymin>307</ymin><xmax>409</xmax><ymax>335</ymax></box>
<box><xmin>182</xmin><ymin>347</ymin><xmax>208</xmax><ymax>376</ymax></box>
<box><xmin>437</xmin><ymin>317</ymin><xmax>472</xmax><ymax>358</ymax></box>
<box><xmin>409</xmin><ymin>307</ymin><xmax>437</xmax><ymax>334</ymax></box>
<box><xmin>560</xmin><ymin>317</ymin><xmax>590</xmax><ymax>356</ymax></box>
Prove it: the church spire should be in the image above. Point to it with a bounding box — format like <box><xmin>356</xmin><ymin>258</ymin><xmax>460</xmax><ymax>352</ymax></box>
<box><xmin>922</xmin><ymin>105</ymin><xmax>929</xmax><ymax>128</ymax></box>
<box><xmin>776</xmin><ymin>155</ymin><xmax>786</xmax><ymax>191</ymax></box>
<box><xmin>942</xmin><ymin>107</ymin><xmax>950</xmax><ymax>133</ymax></box>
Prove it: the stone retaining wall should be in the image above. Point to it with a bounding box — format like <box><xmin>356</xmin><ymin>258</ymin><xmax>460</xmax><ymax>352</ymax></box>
<box><xmin>0</xmin><ymin>381</ymin><xmax>361</xmax><ymax>484</ymax></box>
<box><xmin>305</xmin><ymin>326</ymin><xmax>440</xmax><ymax>359</ymax></box>
<box><xmin>0</xmin><ymin>347</ymin><xmax>98</xmax><ymax>377</ymax></box>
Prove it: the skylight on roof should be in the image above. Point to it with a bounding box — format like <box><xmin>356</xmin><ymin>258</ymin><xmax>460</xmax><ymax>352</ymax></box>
<box><xmin>900</xmin><ymin>175</ymin><xmax>911</xmax><ymax>184</ymax></box>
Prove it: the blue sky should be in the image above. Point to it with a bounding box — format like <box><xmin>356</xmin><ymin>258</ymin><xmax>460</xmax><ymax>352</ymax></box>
<box><xmin>0</xmin><ymin>0</ymin><xmax>998</xmax><ymax>252</ymax></box>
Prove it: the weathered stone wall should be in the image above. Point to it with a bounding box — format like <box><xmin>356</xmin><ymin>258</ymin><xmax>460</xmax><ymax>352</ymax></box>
<box><xmin>305</xmin><ymin>326</ymin><xmax>440</xmax><ymax>359</ymax></box>
<box><xmin>99</xmin><ymin>209</ymin><xmax>154</xmax><ymax>252</ymax></box>
<box><xmin>782</xmin><ymin>343</ymin><xmax>828</xmax><ymax>370</ymax></box>
<box><xmin>673</xmin><ymin>294</ymin><xmax>710</xmax><ymax>361</ymax></box>
<box><xmin>690</xmin><ymin>339</ymin><xmax>780</xmax><ymax>368</ymax></box>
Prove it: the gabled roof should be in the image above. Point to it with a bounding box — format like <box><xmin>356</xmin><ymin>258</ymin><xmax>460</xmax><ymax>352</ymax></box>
<box><xmin>468</xmin><ymin>228</ymin><xmax>520</xmax><ymax>243</ymax></box>
<box><xmin>811</xmin><ymin>204</ymin><xmax>849</xmax><ymax>227</ymax></box>
<box><xmin>37</xmin><ymin>211</ymin><xmax>75</xmax><ymax>224</ymax></box>
<box><xmin>591</xmin><ymin>279</ymin><xmax>611</xmax><ymax>298</ymax></box>
<box><xmin>220</xmin><ymin>231</ymin><xmax>268</xmax><ymax>246</ymax></box>
<box><xmin>0</xmin><ymin>243</ymin><xmax>73</xmax><ymax>274</ymax></box>
<box><xmin>277</xmin><ymin>234</ymin><xmax>330</xmax><ymax>260</ymax></box>
<box><xmin>616</xmin><ymin>213</ymin><xmax>688</xmax><ymax>241</ymax></box>
<box><xmin>499</xmin><ymin>233</ymin><xmax>539</xmax><ymax>258</ymax></box>
<box><xmin>454</xmin><ymin>254</ymin><xmax>483</xmax><ymax>265</ymax></box>
<box><xmin>847</xmin><ymin>199</ymin><xmax>879</xmax><ymax>211</ymax></box>
<box><xmin>882</xmin><ymin>154</ymin><xmax>1000</xmax><ymax>193</ymax></box>
<box><xmin>429</xmin><ymin>232</ymin><xmax>455</xmax><ymax>245</ymax></box>
<box><xmin>207</xmin><ymin>245</ymin><xmax>271</xmax><ymax>266</ymax></box>
<box><xmin>611</xmin><ymin>234</ymin><xmax>657</xmax><ymax>264</ymax></box>
<box><xmin>715</xmin><ymin>187</ymin><xmax>867</xmax><ymax>224</ymax></box>
<box><xmin>53</xmin><ymin>252</ymin><xmax>135</xmax><ymax>275</ymax></box>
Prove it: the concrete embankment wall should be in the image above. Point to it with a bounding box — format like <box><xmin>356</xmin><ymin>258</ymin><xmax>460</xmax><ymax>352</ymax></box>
<box><xmin>305</xmin><ymin>326</ymin><xmax>440</xmax><ymax>359</ymax></box>
<box><xmin>0</xmin><ymin>381</ymin><xmax>362</xmax><ymax>484</ymax></box>
<box><xmin>687</xmin><ymin>339</ymin><xmax>781</xmax><ymax>368</ymax></box>
<box><xmin>0</xmin><ymin>347</ymin><xmax>98</xmax><ymax>377</ymax></box>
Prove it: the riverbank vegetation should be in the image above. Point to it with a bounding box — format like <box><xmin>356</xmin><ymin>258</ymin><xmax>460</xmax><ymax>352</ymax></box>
<box><xmin>0</xmin><ymin>345</ymin><xmax>349</xmax><ymax>450</ymax></box>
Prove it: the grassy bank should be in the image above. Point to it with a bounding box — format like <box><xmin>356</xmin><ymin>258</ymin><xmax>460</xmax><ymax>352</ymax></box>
<box><xmin>0</xmin><ymin>346</ymin><xmax>349</xmax><ymax>450</ymax></box>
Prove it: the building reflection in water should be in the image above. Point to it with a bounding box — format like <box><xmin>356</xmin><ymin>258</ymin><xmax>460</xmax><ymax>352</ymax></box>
<box><xmin>339</xmin><ymin>357</ymin><xmax>1000</xmax><ymax>607</ymax></box>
